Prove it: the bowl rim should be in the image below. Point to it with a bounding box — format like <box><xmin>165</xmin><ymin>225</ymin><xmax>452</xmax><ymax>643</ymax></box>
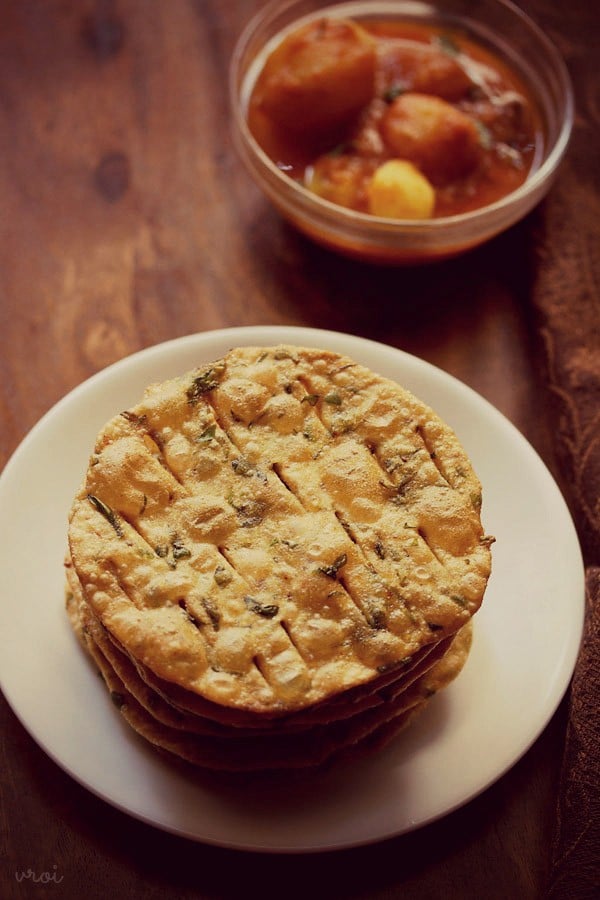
<box><xmin>229</xmin><ymin>0</ymin><xmax>575</xmax><ymax>234</ymax></box>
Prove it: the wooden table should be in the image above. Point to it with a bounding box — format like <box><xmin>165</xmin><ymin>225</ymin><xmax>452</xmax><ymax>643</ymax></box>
<box><xmin>1</xmin><ymin>1</ymin><xmax>596</xmax><ymax>897</ymax></box>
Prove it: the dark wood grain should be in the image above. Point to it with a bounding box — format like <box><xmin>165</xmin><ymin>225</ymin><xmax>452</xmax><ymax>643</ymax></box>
<box><xmin>0</xmin><ymin>1</ymin><xmax>596</xmax><ymax>897</ymax></box>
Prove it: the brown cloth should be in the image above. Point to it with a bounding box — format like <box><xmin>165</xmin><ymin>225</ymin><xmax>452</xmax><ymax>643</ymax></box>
<box><xmin>529</xmin><ymin>81</ymin><xmax>600</xmax><ymax>896</ymax></box>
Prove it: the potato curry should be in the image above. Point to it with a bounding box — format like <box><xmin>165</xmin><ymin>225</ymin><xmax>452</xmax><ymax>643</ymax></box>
<box><xmin>248</xmin><ymin>16</ymin><xmax>541</xmax><ymax>219</ymax></box>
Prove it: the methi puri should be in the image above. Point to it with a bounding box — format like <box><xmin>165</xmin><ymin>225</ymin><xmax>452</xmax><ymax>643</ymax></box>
<box><xmin>66</xmin><ymin>345</ymin><xmax>493</xmax><ymax>771</ymax></box>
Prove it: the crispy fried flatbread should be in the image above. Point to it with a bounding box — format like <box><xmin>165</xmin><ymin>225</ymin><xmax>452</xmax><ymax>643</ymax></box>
<box><xmin>66</xmin><ymin>345</ymin><xmax>492</xmax><ymax>769</ymax></box>
<box><xmin>68</xmin><ymin>345</ymin><xmax>492</xmax><ymax>719</ymax></box>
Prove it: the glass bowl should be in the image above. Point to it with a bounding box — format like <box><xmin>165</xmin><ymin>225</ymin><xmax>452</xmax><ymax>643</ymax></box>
<box><xmin>229</xmin><ymin>0</ymin><xmax>573</xmax><ymax>263</ymax></box>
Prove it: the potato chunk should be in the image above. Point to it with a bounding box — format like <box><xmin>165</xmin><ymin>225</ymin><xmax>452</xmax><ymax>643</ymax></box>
<box><xmin>367</xmin><ymin>160</ymin><xmax>435</xmax><ymax>219</ymax></box>
<box><xmin>253</xmin><ymin>18</ymin><xmax>376</xmax><ymax>135</ymax></box>
<box><xmin>378</xmin><ymin>40</ymin><xmax>473</xmax><ymax>102</ymax></box>
<box><xmin>381</xmin><ymin>92</ymin><xmax>482</xmax><ymax>184</ymax></box>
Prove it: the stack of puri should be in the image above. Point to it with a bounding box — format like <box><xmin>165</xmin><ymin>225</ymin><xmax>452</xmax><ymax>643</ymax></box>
<box><xmin>66</xmin><ymin>346</ymin><xmax>493</xmax><ymax>773</ymax></box>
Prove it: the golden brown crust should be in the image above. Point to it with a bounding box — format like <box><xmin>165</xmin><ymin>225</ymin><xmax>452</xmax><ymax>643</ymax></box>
<box><xmin>74</xmin><ymin>585</ymin><xmax>470</xmax><ymax>772</ymax></box>
<box><xmin>68</xmin><ymin>345</ymin><xmax>492</xmax><ymax>717</ymax></box>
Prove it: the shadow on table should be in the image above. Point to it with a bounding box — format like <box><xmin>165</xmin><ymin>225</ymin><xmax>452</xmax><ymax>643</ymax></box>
<box><xmin>244</xmin><ymin>206</ymin><xmax>541</xmax><ymax>358</ymax></box>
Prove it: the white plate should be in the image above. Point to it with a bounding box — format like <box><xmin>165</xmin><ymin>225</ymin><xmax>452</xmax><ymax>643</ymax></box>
<box><xmin>0</xmin><ymin>326</ymin><xmax>585</xmax><ymax>853</ymax></box>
